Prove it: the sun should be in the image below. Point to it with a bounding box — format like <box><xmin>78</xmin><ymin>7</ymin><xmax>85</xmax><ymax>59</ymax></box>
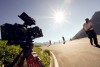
<box><xmin>53</xmin><ymin>10</ymin><xmax>66</xmax><ymax>24</ymax></box>
<box><xmin>54</xmin><ymin>11</ymin><xmax>65</xmax><ymax>22</ymax></box>
<box><xmin>49</xmin><ymin>8</ymin><xmax>70</xmax><ymax>25</ymax></box>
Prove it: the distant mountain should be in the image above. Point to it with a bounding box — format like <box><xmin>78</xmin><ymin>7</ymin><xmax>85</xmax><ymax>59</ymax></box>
<box><xmin>34</xmin><ymin>42</ymin><xmax>49</xmax><ymax>46</ymax></box>
<box><xmin>72</xmin><ymin>11</ymin><xmax>100</xmax><ymax>40</ymax></box>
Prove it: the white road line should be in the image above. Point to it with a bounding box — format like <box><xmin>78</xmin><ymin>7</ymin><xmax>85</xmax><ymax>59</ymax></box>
<box><xmin>50</xmin><ymin>51</ymin><xmax>59</xmax><ymax>67</ymax></box>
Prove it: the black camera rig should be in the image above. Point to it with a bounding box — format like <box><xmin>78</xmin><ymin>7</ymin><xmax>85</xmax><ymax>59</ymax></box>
<box><xmin>0</xmin><ymin>12</ymin><xmax>44</xmax><ymax>67</ymax></box>
<box><xmin>1</xmin><ymin>12</ymin><xmax>43</xmax><ymax>46</ymax></box>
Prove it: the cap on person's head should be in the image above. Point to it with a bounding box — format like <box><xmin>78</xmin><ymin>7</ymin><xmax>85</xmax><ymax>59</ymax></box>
<box><xmin>85</xmin><ymin>18</ymin><xmax>89</xmax><ymax>21</ymax></box>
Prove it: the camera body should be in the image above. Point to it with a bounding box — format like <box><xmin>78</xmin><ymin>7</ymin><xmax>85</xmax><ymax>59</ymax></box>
<box><xmin>0</xmin><ymin>12</ymin><xmax>43</xmax><ymax>46</ymax></box>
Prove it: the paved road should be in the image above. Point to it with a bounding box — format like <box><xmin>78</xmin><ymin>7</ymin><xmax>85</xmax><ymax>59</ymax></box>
<box><xmin>42</xmin><ymin>38</ymin><xmax>100</xmax><ymax>67</ymax></box>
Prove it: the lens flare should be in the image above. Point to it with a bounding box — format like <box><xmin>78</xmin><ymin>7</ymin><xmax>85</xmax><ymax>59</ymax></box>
<box><xmin>53</xmin><ymin>11</ymin><xmax>65</xmax><ymax>23</ymax></box>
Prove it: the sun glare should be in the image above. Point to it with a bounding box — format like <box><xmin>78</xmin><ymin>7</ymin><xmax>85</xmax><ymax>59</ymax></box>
<box><xmin>49</xmin><ymin>8</ymin><xmax>70</xmax><ymax>25</ymax></box>
<box><xmin>52</xmin><ymin>10</ymin><xmax>66</xmax><ymax>24</ymax></box>
<box><xmin>54</xmin><ymin>11</ymin><xmax>65</xmax><ymax>22</ymax></box>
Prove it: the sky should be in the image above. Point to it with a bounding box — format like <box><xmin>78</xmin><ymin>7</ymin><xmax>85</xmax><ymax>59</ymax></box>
<box><xmin>0</xmin><ymin>0</ymin><xmax>100</xmax><ymax>43</ymax></box>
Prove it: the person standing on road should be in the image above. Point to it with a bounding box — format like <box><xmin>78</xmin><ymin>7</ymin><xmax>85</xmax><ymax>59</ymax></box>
<box><xmin>62</xmin><ymin>36</ymin><xmax>65</xmax><ymax>44</ymax></box>
<box><xmin>83</xmin><ymin>18</ymin><xmax>99</xmax><ymax>47</ymax></box>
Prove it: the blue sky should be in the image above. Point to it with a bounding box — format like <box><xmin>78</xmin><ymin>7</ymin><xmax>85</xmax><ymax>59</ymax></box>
<box><xmin>0</xmin><ymin>0</ymin><xmax>100</xmax><ymax>43</ymax></box>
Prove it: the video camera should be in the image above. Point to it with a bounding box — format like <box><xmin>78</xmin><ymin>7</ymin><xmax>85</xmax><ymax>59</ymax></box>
<box><xmin>0</xmin><ymin>12</ymin><xmax>43</xmax><ymax>46</ymax></box>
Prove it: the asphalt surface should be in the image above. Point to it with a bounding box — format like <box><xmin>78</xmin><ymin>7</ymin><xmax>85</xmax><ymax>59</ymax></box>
<box><xmin>42</xmin><ymin>38</ymin><xmax>100</xmax><ymax>67</ymax></box>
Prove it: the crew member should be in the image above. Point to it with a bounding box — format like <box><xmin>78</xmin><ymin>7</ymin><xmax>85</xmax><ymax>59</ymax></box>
<box><xmin>83</xmin><ymin>18</ymin><xmax>99</xmax><ymax>46</ymax></box>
